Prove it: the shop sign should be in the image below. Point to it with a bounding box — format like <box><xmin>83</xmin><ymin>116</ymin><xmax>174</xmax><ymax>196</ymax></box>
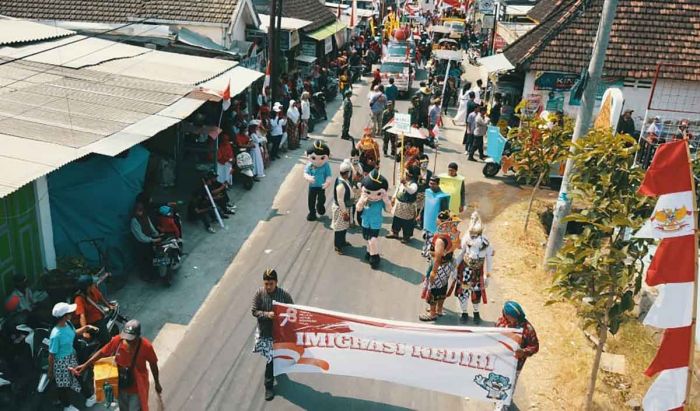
<box><xmin>545</xmin><ymin>91</ymin><xmax>565</xmax><ymax>112</ymax></box>
<box><xmin>479</xmin><ymin>0</ymin><xmax>495</xmax><ymax>14</ymax></box>
<box><xmin>533</xmin><ymin>72</ymin><xmax>580</xmax><ymax>91</ymax></box>
<box><xmin>569</xmin><ymin>78</ymin><xmax>624</xmax><ymax>106</ymax></box>
<box><xmin>325</xmin><ymin>37</ymin><xmax>333</xmax><ymax>54</ymax></box>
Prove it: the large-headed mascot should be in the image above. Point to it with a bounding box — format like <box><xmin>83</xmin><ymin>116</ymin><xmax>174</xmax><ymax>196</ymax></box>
<box><xmin>455</xmin><ymin>211</ymin><xmax>494</xmax><ymax>324</ymax></box>
<box><xmin>304</xmin><ymin>140</ymin><xmax>332</xmax><ymax>221</ymax></box>
<box><xmin>356</xmin><ymin>169</ymin><xmax>391</xmax><ymax>268</ymax></box>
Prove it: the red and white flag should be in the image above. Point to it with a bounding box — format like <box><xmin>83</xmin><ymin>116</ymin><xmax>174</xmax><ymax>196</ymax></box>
<box><xmin>639</xmin><ymin>140</ymin><xmax>697</xmax><ymax>410</ymax></box>
<box><xmin>221</xmin><ymin>79</ymin><xmax>231</xmax><ymax>111</ymax></box>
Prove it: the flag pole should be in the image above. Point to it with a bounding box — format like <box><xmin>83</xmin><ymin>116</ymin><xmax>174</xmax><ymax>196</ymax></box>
<box><xmin>685</xmin><ymin>140</ymin><xmax>698</xmax><ymax>406</ymax></box>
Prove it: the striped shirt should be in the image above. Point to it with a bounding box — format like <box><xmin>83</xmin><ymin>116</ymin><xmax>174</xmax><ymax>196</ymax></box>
<box><xmin>251</xmin><ymin>287</ymin><xmax>294</xmax><ymax>338</ymax></box>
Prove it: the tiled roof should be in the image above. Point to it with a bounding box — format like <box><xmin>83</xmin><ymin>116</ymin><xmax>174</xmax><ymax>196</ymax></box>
<box><xmin>254</xmin><ymin>0</ymin><xmax>337</xmax><ymax>32</ymax></box>
<box><xmin>504</xmin><ymin>0</ymin><xmax>700</xmax><ymax>81</ymax></box>
<box><xmin>0</xmin><ymin>0</ymin><xmax>238</xmax><ymax>24</ymax></box>
<box><xmin>526</xmin><ymin>0</ymin><xmax>561</xmax><ymax>22</ymax></box>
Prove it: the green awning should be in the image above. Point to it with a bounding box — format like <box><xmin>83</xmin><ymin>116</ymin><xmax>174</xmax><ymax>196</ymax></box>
<box><xmin>306</xmin><ymin>22</ymin><xmax>348</xmax><ymax>41</ymax></box>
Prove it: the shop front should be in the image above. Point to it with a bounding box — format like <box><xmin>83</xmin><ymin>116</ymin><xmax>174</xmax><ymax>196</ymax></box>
<box><xmin>303</xmin><ymin>22</ymin><xmax>348</xmax><ymax>63</ymax></box>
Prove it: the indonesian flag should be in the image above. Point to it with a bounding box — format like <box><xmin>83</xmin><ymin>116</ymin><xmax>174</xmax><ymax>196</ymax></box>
<box><xmin>639</xmin><ymin>140</ymin><xmax>697</xmax><ymax>410</ymax></box>
<box><xmin>263</xmin><ymin>63</ymin><xmax>270</xmax><ymax>97</ymax></box>
<box><xmin>221</xmin><ymin>79</ymin><xmax>231</xmax><ymax>111</ymax></box>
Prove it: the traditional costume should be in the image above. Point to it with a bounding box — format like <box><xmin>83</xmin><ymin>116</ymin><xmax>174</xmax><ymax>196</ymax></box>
<box><xmin>455</xmin><ymin>212</ymin><xmax>493</xmax><ymax>324</ymax></box>
<box><xmin>348</xmin><ymin>152</ymin><xmax>364</xmax><ymax>225</ymax></box>
<box><xmin>331</xmin><ymin>161</ymin><xmax>354</xmax><ymax>253</ymax></box>
<box><xmin>356</xmin><ymin>169</ymin><xmax>391</xmax><ymax>269</ymax></box>
<box><xmin>357</xmin><ymin>129</ymin><xmax>381</xmax><ymax>173</ymax></box>
<box><xmin>422</xmin><ymin>177</ymin><xmax>451</xmax><ymax>235</ymax></box>
<box><xmin>419</xmin><ymin>211</ymin><xmax>460</xmax><ymax>321</ymax></box>
<box><xmin>388</xmin><ymin>166</ymin><xmax>419</xmax><ymax>242</ymax></box>
<box><xmin>303</xmin><ymin>141</ymin><xmax>332</xmax><ymax>221</ymax></box>
<box><xmin>439</xmin><ymin>170</ymin><xmax>465</xmax><ymax>215</ymax></box>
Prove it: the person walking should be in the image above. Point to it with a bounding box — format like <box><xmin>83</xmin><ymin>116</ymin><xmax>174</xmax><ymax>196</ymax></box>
<box><xmin>269</xmin><ymin>103</ymin><xmax>286</xmax><ymax>160</ymax></box>
<box><xmin>251</xmin><ymin>269</ymin><xmax>294</xmax><ymax>401</ymax></box>
<box><xmin>300</xmin><ymin>92</ymin><xmax>311</xmax><ymax>140</ymax></box>
<box><xmin>75</xmin><ymin>319</ymin><xmax>162</xmax><ymax>411</ymax></box>
<box><xmin>48</xmin><ymin>302</ymin><xmax>97</xmax><ymax>411</ymax></box>
<box><xmin>286</xmin><ymin>100</ymin><xmax>300</xmax><ymax>150</ymax></box>
<box><xmin>369</xmin><ymin>85</ymin><xmax>387</xmax><ymax>136</ymax></box>
<box><xmin>332</xmin><ymin>161</ymin><xmax>354</xmax><ymax>254</ymax></box>
<box><xmin>385</xmin><ymin>77</ymin><xmax>399</xmax><ymax>105</ymax></box>
<box><xmin>381</xmin><ymin>101</ymin><xmax>397</xmax><ymax>158</ymax></box>
<box><xmin>439</xmin><ymin>162</ymin><xmax>466</xmax><ymax>215</ymax></box>
<box><xmin>470</xmin><ymin>106</ymin><xmax>489</xmax><ymax>161</ymax></box>
<box><xmin>419</xmin><ymin>211</ymin><xmax>456</xmax><ymax>321</ymax></box>
<box><xmin>342</xmin><ymin>91</ymin><xmax>353</xmax><ymax>141</ymax></box>
<box><xmin>494</xmin><ymin>301</ymin><xmax>539</xmax><ymax>410</ymax></box>
<box><xmin>387</xmin><ymin>166</ymin><xmax>419</xmax><ymax>243</ymax></box>
<box><xmin>453</xmin><ymin>83</ymin><xmax>472</xmax><ymax>125</ymax></box>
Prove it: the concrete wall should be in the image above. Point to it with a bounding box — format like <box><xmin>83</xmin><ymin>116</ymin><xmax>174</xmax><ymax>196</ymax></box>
<box><xmin>180</xmin><ymin>24</ymin><xmax>227</xmax><ymax>46</ymax></box>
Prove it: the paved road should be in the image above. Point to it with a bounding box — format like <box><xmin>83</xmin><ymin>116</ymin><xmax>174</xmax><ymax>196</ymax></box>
<box><xmin>157</xmin><ymin>74</ymin><xmax>527</xmax><ymax>411</ymax></box>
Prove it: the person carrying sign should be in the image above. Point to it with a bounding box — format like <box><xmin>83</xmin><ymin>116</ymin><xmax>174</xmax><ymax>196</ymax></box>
<box><xmin>439</xmin><ymin>162</ymin><xmax>466</xmax><ymax>215</ymax></box>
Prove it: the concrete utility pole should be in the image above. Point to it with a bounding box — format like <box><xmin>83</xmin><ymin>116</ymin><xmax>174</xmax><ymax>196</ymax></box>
<box><xmin>268</xmin><ymin>0</ymin><xmax>284</xmax><ymax>103</ymax></box>
<box><xmin>543</xmin><ymin>0</ymin><xmax>619</xmax><ymax>265</ymax></box>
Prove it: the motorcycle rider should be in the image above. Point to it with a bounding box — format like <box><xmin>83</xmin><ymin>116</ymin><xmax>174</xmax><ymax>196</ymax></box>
<box><xmin>130</xmin><ymin>201</ymin><xmax>163</xmax><ymax>281</ymax></box>
<box><xmin>73</xmin><ymin>275</ymin><xmax>113</xmax><ymax>343</ymax></box>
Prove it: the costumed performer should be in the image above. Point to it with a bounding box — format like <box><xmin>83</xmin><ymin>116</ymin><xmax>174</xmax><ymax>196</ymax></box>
<box><xmin>455</xmin><ymin>211</ymin><xmax>493</xmax><ymax>324</ymax></box>
<box><xmin>387</xmin><ymin>165</ymin><xmax>419</xmax><ymax>243</ymax></box>
<box><xmin>422</xmin><ymin>176</ymin><xmax>451</xmax><ymax>236</ymax></box>
<box><xmin>332</xmin><ymin>161</ymin><xmax>354</xmax><ymax>254</ymax></box>
<box><xmin>356</xmin><ymin>128</ymin><xmax>380</xmax><ymax>173</ymax></box>
<box><xmin>419</xmin><ymin>210</ymin><xmax>459</xmax><ymax>321</ymax></box>
<box><xmin>356</xmin><ymin>169</ymin><xmax>391</xmax><ymax>269</ymax></box>
<box><xmin>303</xmin><ymin>141</ymin><xmax>332</xmax><ymax>221</ymax></box>
<box><xmin>439</xmin><ymin>162</ymin><xmax>466</xmax><ymax>215</ymax></box>
<box><xmin>348</xmin><ymin>148</ymin><xmax>364</xmax><ymax>226</ymax></box>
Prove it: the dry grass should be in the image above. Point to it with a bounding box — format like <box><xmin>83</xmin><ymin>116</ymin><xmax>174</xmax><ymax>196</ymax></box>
<box><xmin>490</xmin><ymin>197</ymin><xmax>698</xmax><ymax>410</ymax></box>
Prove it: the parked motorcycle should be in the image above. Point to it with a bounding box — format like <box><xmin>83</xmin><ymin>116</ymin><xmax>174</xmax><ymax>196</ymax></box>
<box><xmin>311</xmin><ymin>92</ymin><xmax>327</xmax><ymax>122</ymax></box>
<box><xmin>324</xmin><ymin>77</ymin><xmax>339</xmax><ymax>101</ymax></box>
<box><xmin>152</xmin><ymin>237</ymin><xmax>181</xmax><ymax>286</ymax></box>
<box><xmin>235</xmin><ymin>148</ymin><xmax>255</xmax><ymax>190</ymax></box>
<box><xmin>483</xmin><ymin>138</ymin><xmax>514</xmax><ymax>177</ymax></box>
<box><xmin>468</xmin><ymin>47</ymin><xmax>481</xmax><ymax>66</ymax></box>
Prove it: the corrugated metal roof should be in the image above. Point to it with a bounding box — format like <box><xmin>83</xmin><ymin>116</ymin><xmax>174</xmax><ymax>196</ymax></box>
<box><xmin>0</xmin><ymin>18</ymin><xmax>75</xmax><ymax>45</ymax></box>
<box><xmin>258</xmin><ymin>14</ymin><xmax>312</xmax><ymax>31</ymax></box>
<box><xmin>90</xmin><ymin>49</ymin><xmax>237</xmax><ymax>85</ymax></box>
<box><xmin>198</xmin><ymin>65</ymin><xmax>264</xmax><ymax>98</ymax></box>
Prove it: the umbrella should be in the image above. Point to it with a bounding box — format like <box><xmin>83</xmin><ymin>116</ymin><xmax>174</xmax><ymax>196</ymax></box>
<box><xmin>385</xmin><ymin>125</ymin><xmax>429</xmax><ymax>139</ymax></box>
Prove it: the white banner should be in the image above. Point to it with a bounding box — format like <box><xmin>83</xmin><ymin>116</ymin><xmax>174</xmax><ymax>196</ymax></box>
<box><xmin>272</xmin><ymin>303</ymin><xmax>522</xmax><ymax>405</ymax></box>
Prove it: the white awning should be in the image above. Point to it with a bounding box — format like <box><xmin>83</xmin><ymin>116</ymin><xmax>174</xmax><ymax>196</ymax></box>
<box><xmin>479</xmin><ymin>53</ymin><xmax>515</xmax><ymax>75</ymax></box>
<box><xmin>258</xmin><ymin>14</ymin><xmax>312</xmax><ymax>31</ymax></box>
<box><xmin>197</xmin><ymin>66</ymin><xmax>264</xmax><ymax>98</ymax></box>
<box><xmin>504</xmin><ymin>5</ymin><xmax>534</xmax><ymax>16</ymax></box>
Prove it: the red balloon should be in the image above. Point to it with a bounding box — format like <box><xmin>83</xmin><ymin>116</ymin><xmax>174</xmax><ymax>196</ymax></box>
<box><xmin>394</xmin><ymin>29</ymin><xmax>407</xmax><ymax>41</ymax></box>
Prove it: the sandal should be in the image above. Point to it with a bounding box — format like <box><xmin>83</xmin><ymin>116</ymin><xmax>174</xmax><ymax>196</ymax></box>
<box><xmin>425</xmin><ymin>307</ymin><xmax>445</xmax><ymax>316</ymax></box>
<box><xmin>419</xmin><ymin>313</ymin><xmax>437</xmax><ymax>322</ymax></box>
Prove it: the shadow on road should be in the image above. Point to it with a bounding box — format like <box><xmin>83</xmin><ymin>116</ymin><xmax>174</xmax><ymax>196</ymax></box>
<box><xmin>276</xmin><ymin>375</ymin><xmax>414</xmax><ymax>411</ymax></box>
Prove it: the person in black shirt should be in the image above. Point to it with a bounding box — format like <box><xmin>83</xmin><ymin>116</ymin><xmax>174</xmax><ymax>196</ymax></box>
<box><xmin>616</xmin><ymin>109</ymin><xmax>637</xmax><ymax>137</ymax></box>
<box><xmin>251</xmin><ymin>269</ymin><xmax>294</xmax><ymax>401</ymax></box>
<box><xmin>490</xmin><ymin>94</ymin><xmax>502</xmax><ymax>126</ymax></box>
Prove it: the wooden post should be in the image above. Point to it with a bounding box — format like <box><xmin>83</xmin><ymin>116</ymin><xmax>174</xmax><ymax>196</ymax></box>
<box><xmin>400</xmin><ymin>133</ymin><xmax>405</xmax><ymax>180</ymax></box>
<box><xmin>685</xmin><ymin>141</ymin><xmax>698</xmax><ymax>406</ymax></box>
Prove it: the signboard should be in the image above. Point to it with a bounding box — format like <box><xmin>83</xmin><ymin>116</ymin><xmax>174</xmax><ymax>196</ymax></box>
<box><xmin>486</xmin><ymin>126</ymin><xmax>507</xmax><ymax>163</ymax></box>
<box><xmin>479</xmin><ymin>0</ymin><xmax>496</xmax><ymax>14</ymax></box>
<box><xmin>545</xmin><ymin>91</ymin><xmax>565</xmax><ymax>112</ymax></box>
<box><xmin>301</xmin><ymin>41</ymin><xmax>316</xmax><ymax>57</ymax></box>
<box><xmin>324</xmin><ymin>37</ymin><xmax>333</xmax><ymax>54</ymax></box>
<box><xmin>569</xmin><ymin>78</ymin><xmax>624</xmax><ymax>106</ymax></box>
<box><xmin>394</xmin><ymin>113</ymin><xmax>411</xmax><ymax>133</ymax></box>
<box><xmin>533</xmin><ymin>72</ymin><xmax>580</xmax><ymax>91</ymax></box>
<box><xmin>272</xmin><ymin>302</ymin><xmax>521</xmax><ymax>405</ymax></box>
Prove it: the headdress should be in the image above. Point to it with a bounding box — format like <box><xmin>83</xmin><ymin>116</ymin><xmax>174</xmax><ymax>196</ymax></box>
<box><xmin>468</xmin><ymin>211</ymin><xmax>483</xmax><ymax>236</ymax></box>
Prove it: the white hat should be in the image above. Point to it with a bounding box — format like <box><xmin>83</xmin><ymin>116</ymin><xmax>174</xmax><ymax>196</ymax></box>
<box><xmin>468</xmin><ymin>211</ymin><xmax>483</xmax><ymax>236</ymax></box>
<box><xmin>52</xmin><ymin>302</ymin><xmax>77</xmax><ymax>318</ymax></box>
<box><xmin>249</xmin><ymin>119</ymin><xmax>261</xmax><ymax>126</ymax></box>
<box><xmin>273</xmin><ymin>102</ymin><xmax>283</xmax><ymax>112</ymax></box>
<box><xmin>340</xmin><ymin>160</ymin><xmax>352</xmax><ymax>173</ymax></box>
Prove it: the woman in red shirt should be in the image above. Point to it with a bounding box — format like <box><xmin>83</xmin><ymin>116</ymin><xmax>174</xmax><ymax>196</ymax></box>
<box><xmin>216</xmin><ymin>134</ymin><xmax>234</xmax><ymax>186</ymax></box>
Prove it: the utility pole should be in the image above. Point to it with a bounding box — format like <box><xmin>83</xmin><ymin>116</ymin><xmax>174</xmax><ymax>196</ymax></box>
<box><xmin>490</xmin><ymin>1</ymin><xmax>499</xmax><ymax>55</ymax></box>
<box><xmin>543</xmin><ymin>0</ymin><xmax>619</xmax><ymax>265</ymax></box>
<box><xmin>268</xmin><ymin>0</ymin><xmax>279</xmax><ymax>103</ymax></box>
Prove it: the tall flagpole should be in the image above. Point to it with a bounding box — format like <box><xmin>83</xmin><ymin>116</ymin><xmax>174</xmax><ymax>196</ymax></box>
<box><xmin>685</xmin><ymin>140</ymin><xmax>698</xmax><ymax>406</ymax></box>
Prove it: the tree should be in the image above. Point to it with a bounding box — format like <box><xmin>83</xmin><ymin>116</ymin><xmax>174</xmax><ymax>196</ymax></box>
<box><xmin>548</xmin><ymin>128</ymin><xmax>653</xmax><ymax>410</ymax></box>
<box><xmin>508</xmin><ymin>114</ymin><xmax>573</xmax><ymax>231</ymax></box>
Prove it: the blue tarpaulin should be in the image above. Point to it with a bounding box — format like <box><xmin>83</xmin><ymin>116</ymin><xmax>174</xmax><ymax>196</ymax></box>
<box><xmin>486</xmin><ymin>126</ymin><xmax>507</xmax><ymax>163</ymax></box>
<box><xmin>48</xmin><ymin>145</ymin><xmax>150</xmax><ymax>276</ymax></box>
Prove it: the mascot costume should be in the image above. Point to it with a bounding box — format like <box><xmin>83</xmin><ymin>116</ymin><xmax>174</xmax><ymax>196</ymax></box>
<box><xmin>455</xmin><ymin>211</ymin><xmax>493</xmax><ymax>324</ymax></box>
<box><xmin>304</xmin><ymin>141</ymin><xmax>332</xmax><ymax>221</ymax></box>
<box><xmin>356</xmin><ymin>169</ymin><xmax>391</xmax><ymax>268</ymax></box>
<box><xmin>422</xmin><ymin>176</ymin><xmax>451</xmax><ymax>235</ymax></box>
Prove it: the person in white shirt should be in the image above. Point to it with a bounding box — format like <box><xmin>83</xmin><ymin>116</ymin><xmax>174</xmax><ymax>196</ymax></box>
<box><xmin>470</xmin><ymin>79</ymin><xmax>484</xmax><ymax>105</ymax></box>
<box><xmin>269</xmin><ymin>102</ymin><xmax>286</xmax><ymax>160</ymax></box>
<box><xmin>469</xmin><ymin>106</ymin><xmax>489</xmax><ymax>161</ymax></box>
<box><xmin>286</xmin><ymin>100</ymin><xmax>300</xmax><ymax>149</ymax></box>
<box><xmin>248</xmin><ymin>120</ymin><xmax>266</xmax><ymax>179</ymax></box>
<box><xmin>300</xmin><ymin>92</ymin><xmax>311</xmax><ymax>140</ymax></box>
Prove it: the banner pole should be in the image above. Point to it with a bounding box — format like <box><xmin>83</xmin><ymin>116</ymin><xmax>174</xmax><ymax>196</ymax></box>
<box><xmin>685</xmin><ymin>141</ymin><xmax>698</xmax><ymax>406</ymax></box>
<box><xmin>399</xmin><ymin>133</ymin><xmax>405</xmax><ymax>180</ymax></box>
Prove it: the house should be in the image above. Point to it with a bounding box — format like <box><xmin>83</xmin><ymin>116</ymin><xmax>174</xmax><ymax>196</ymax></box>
<box><xmin>0</xmin><ymin>0</ymin><xmax>262</xmax><ymax>67</ymax></box>
<box><xmin>499</xmin><ymin>0</ymin><xmax>700</xmax><ymax>131</ymax></box>
<box><xmin>253</xmin><ymin>0</ymin><xmax>346</xmax><ymax>62</ymax></box>
<box><xmin>0</xmin><ymin>19</ymin><xmax>262</xmax><ymax>299</ymax></box>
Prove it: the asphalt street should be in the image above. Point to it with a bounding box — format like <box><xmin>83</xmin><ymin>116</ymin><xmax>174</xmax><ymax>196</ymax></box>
<box><xmin>157</xmin><ymin>71</ymin><xmax>529</xmax><ymax>411</ymax></box>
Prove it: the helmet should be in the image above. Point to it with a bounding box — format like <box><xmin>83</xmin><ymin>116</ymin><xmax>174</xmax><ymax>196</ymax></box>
<box><xmin>76</xmin><ymin>275</ymin><xmax>93</xmax><ymax>292</ymax></box>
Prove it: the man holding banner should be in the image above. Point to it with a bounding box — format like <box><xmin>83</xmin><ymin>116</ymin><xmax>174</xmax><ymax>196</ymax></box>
<box><xmin>251</xmin><ymin>269</ymin><xmax>294</xmax><ymax>401</ymax></box>
<box><xmin>439</xmin><ymin>162</ymin><xmax>466</xmax><ymax>215</ymax></box>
